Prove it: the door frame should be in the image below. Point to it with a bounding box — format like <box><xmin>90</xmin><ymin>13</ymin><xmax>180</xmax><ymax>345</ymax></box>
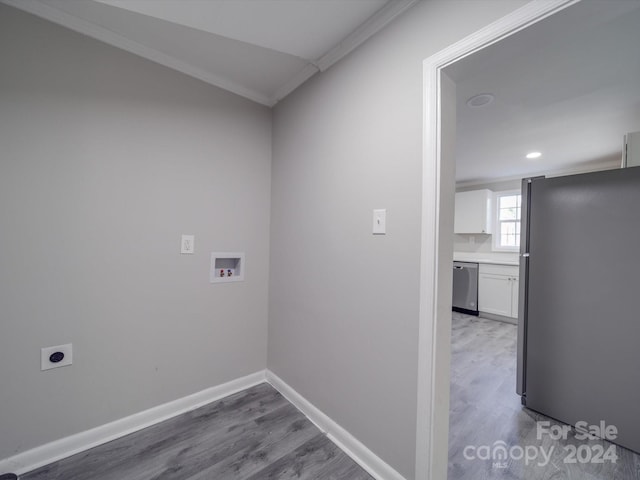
<box><xmin>415</xmin><ymin>1</ymin><xmax>581</xmax><ymax>478</ymax></box>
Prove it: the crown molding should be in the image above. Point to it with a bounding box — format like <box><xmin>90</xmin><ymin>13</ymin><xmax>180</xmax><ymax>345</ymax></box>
<box><xmin>271</xmin><ymin>0</ymin><xmax>419</xmax><ymax>105</ymax></box>
<box><xmin>315</xmin><ymin>0</ymin><xmax>419</xmax><ymax>72</ymax></box>
<box><xmin>455</xmin><ymin>159</ymin><xmax>620</xmax><ymax>190</ymax></box>
<box><xmin>1</xmin><ymin>0</ymin><xmax>273</xmax><ymax>106</ymax></box>
<box><xmin>2</xmin><ymin>0</ymin><xmax>420</xmax><ymax>108</ymax></box>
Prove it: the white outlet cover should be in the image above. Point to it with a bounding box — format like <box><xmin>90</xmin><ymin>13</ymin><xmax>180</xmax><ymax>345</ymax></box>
<box><xmin>181</xmin><ymin>234</ymin><xmax>195</xmax><ymax>254</ymax></box>
<box><xmin>41</xmin><ymin>343</ymin><xmax>73</xmax><ymax>371</ymax></box>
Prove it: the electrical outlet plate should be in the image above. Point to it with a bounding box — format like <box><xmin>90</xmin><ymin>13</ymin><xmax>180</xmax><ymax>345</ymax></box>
<box><xmin>41</xmin><ymin>343</ymin><xmax>73</xmax><ymax>371</ymax></box>
<box><xmin>181</xmin><ymin>234</ymin><xmax>195</xmax><ymax>254</ymax></box>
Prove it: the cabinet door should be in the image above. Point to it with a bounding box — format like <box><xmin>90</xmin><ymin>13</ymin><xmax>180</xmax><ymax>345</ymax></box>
<box><xmin>454</xmin><ymin>190</ymin><xmax>492</xmax><ymax>234</ymax></box>
<box><xmin>510</xmin><ymin>277</ymin><xmax>519</xmax><ymax>318</ymax></box>
<box><xmin>478</xmin><ymin>273</ymin><xmax>512</xmax><ymax>316</ymax></box>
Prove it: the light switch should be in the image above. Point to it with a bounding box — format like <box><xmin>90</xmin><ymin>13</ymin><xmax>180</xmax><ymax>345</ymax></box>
<box><xmin>181</xmin><ymin>235</ymin><xmax>195</xmax><ymax>254</ymax></box>
<box><xmin>373</xmin><ymin>209</ymin><xmax>386</xmax><ymax>235</ymax></box>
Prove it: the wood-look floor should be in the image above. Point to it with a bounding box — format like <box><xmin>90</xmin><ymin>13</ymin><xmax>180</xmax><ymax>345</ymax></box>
<box><xmin>448</xmin><ymin>312</ymin><xmax>640</xmax><ymax>480</ymax></box>
<box><xmin>20</xmin><ymin>383</ymin><xmax>373</xmax><ymax>480</ymax></box>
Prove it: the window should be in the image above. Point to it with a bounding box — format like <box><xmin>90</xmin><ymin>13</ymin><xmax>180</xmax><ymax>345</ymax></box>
<box><xmin>493</xmin><ymin>190</ymin><xmax>521</xmax><ymax>251</ymax></box>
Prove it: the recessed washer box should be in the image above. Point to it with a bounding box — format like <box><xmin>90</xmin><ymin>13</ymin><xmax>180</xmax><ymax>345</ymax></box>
<box><xmin>210</xmin><ymin>252</ymin><xmax>244</xmax><ymax>283</ymax></box>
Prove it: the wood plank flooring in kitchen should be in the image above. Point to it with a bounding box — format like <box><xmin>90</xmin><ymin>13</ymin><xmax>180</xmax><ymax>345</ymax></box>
<box><xmin>449</xmin><ymin>312</ymin><xmax>640</xmax><ymax>480</ymax></box>
<box><xmin>20</xmin><ymin>383</ymin><xmax>373</xmax><ymax>480</ymax></box>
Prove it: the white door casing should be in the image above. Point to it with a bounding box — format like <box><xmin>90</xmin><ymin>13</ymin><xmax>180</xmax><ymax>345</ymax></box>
<box><xmin>416</xmin><ymin>1</ymin><xmax>581</xmax><ymax>479</ymax></box>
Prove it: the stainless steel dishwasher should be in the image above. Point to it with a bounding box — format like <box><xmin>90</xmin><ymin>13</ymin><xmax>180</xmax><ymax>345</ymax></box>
<box><xmin>452</xmin><ymin>261</ymin><xmax>479</xmax><ymax>315</ymax></box>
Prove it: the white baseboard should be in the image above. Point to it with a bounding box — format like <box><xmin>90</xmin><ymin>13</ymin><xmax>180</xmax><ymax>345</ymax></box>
<box><xmin>0</xmin><ymin>370</ymin><xmax>266</xmax><ymax>475</ymax></box>
<box><xmin>265</xmin><ymin>370</ymin><xmax>406</xmax><ymax>480</ymax></box>
<box><xmin>1</xmin><ymin>370</ymin><xmax>405</xmax><ymax>480</ymax></box>
<box><xmin>478</xmin><ymin>311</ymin><xmax>517</xmax><ymax>325</ymax></box>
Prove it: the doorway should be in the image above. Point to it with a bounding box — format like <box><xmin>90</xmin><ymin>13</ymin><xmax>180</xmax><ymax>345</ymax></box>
<box><xmin>418</xmin><ymin>0</ymin><xmax>640</xmax><ymax>478</ymax></box>
<box><xmin>416</xmin><ymin>1</ymin><xmax>580</xmax><ymax>478</ymax></box>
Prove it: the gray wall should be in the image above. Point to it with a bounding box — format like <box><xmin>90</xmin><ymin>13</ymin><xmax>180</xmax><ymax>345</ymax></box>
<box><xmin>268</xmin><ymin>1</ymin><xmax>529</xmax><ymax>478</ymax></box>
<box><xmin>0</xmin><ymin>4</ymin><xmax>271</xmax><ymax>459</ymax></box>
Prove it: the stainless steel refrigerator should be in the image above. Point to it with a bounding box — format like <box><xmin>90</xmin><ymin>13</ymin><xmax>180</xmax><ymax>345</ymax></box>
<box><xmin>517</xmin><ymin>166</ymin><xmax>640</xmax><ymax>454</ymax></box>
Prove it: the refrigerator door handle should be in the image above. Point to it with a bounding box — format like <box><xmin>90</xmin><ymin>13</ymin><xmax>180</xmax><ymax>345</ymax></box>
<box><xmin>516</xmin><ymin>176</ymin><xmax>539</xmax><ymax>398</ymax></box>
<box><xmin>517</xmin><ymin>254</ymin><xmax>529</xmax><ymax>397</ymax></box>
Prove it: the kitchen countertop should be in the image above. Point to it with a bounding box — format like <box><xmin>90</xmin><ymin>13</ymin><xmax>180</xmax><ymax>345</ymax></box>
<box><xmin>453</xmin><ymin>251</ymin><xmax>519</xmax><ymax>266</ymax></box>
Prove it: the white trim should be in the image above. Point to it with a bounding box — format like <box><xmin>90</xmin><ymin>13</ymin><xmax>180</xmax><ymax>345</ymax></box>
<box><xmin>270</xmin><ymin>63</ymin><xmax>320</xmax><ymax>105</ymax></box>
<box><xmin>314</xmin><ymin>0</ymin><xmax>419</xmax><ymax>72</ymax></box>
<box><xmin>1</xmin><ymin>370</ymin><xmax>404</xmax><ymax>479</ymax></box>
<box><xmin>0</xmin><ymin>371</ymin><xmax>266</xmax><ymax>475</ymax></box>
<box><xmin>455</xmin><ymin>158</ymin><xmax>620</xmax><ymax>190</ymax></box>
<box><xmin>265</xmin><ymin>371</ymin><xmax>406</xmax><ymax>480</ymax></box>
<box><xmin>416</xmin><ymin>1</ymin><xmax>582</xmax><ymax>479</ymax></box>
<box><xmin>1</xmin><ymin>0</ymin><xmax>419</xmax><ymax>108</ymax></box>
<box><xmin>0</xmin><ymin>0</ymin><xmax>273</xmax><ymax>106</ymax></box>
<box><xmin>272</xmin><ymin>0</ymin><xmax>418</xmax><ymax>105</ymax></box>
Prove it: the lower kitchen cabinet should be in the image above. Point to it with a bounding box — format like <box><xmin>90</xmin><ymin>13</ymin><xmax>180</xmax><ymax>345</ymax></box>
<box><xmin>478</xmin><ymin>263</ymin><xmax>519</xmax><ymax>318</ymax></box>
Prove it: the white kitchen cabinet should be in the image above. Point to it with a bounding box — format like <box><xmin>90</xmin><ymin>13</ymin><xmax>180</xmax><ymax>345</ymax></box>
<box><xmin>478</xmin><ymin>263</ymin><xmax>519</xmax><ymax>318</ymax></box>
<box><xmin>510</xmin><ymin>276</ymin><xmax>519</xmax><ymax>318</ymax></box>
<box><xmin>454</xmin><ymin>189</ymin><xmax>493</xmax><ymax>234</ymax></box>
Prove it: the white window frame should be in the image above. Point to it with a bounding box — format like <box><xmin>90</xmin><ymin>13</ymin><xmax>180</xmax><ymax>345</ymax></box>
<box><xmin>492</xmin><ymin>189</ymin><xmax>522</xmax><ymax>252</ymax></box>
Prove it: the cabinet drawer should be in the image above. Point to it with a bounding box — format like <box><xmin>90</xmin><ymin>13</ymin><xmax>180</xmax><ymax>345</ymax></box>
<box><xmin>478</xmin><ymin>263</ymin><xmax>518</xmax><ymax>278</ymax></box>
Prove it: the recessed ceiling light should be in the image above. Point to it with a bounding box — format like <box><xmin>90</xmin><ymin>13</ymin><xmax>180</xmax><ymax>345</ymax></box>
<box><xmin>466</xmin><ymin>93</ymin><xmax>494</xmax><ymax>108</ymax></box>
<box><xmin>526</xmin><ymin>152</ymin><xmax>542</xmax><ymax>159</ymax></box>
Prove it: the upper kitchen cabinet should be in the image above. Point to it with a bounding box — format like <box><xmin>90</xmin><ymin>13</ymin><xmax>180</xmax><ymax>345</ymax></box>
<box><xmin>454</xmin><ymin>189</ymin><xmax>493</xmax><ymax>234</ymax></box>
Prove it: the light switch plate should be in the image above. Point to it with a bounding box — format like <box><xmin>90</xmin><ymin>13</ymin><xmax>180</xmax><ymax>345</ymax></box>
<box><xmin>181</xmin><ymin>234</ymin><xmax>195</xmax><ymax>254</ymax></box>
<box><xmin>373</xmin><ymin>209</ymin><xmax>386</xmax><ymax>235</ymax></box>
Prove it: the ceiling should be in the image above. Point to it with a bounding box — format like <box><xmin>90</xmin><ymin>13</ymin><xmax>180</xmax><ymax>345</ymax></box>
<box><xmin>446</xmin><ymin>0</ymin><xmax>640</xmax><ymax>186</ymax></box>
<box><xmin>3</xmin><ymin>0</ymin><xmax>417</xmax><ymax>106</ymax></box>
<box><xmin>6</xmin><ymin>0</ymin><xmax>638</xmax><ymax>186</ymax></box>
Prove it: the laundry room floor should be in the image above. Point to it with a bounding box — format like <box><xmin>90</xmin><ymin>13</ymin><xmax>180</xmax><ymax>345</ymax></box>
<box><xmin>19</xmin><ymin>383</ymin><xmax>373</xmax><ymax>480</ymax></box>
